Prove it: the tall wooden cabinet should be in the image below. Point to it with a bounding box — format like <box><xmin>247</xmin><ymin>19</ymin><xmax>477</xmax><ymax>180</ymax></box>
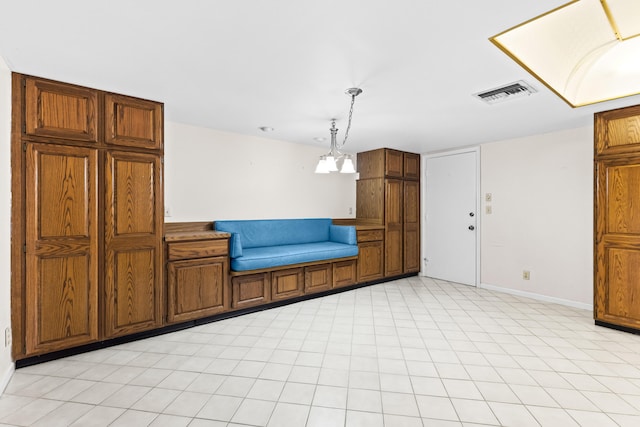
<box><xmin>12</xmin><ymin>74</ymin><xmax>164</xmax><ymax>358</ymax></box>
<box><xmin>594</xmin><ymin>105</ymin><xmax>640</xmax><ymax>332</ymax></box>
<box><xmin>357</xmin><ymin>148</ymin><xmax>421</xmax><ymax>277</ymax></box>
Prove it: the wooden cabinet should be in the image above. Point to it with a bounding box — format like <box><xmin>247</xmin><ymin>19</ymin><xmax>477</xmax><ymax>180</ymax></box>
<box><xmin>104</xmin><ymin>151</ymin><xmax>163</xmax><ymax>337</ymax></box>
<box><xmin>385</xmin><ymin>179</ymin><xmax>404</xmax><ymax>276</ymax></box>
<box><xmin>356</xmin><ymin>228</ymin><xmax>384</xmax><ymax>282</ymax></box>
<box><xmin>24</xmin><ymin>143</ymin><xmax>99</xmax><ymax>354</ymax></box>
<box><xmin>232</xmin><ymin>273</ymin><xmax>271</xmax><ymax>309</ymax></box>
<box><xmin>356</xmin><ymin>148</ymin><xmax>421</xmax><ymax>278</ymax></box>
<box><xmin>105</xmin><ymin>94</ymin><xmax>163</xmax><ymax>150</ymax></box>
<box><xmin>272</xmin><ymin>268</ymin><xmax>305</xmax><ymax>301</ymax></box>
<box><xmin>404</xmin><ymin>152</ymin><xmax>421</xmax><ymax>180</ymax></box>
<box><xmin>333</xmin><ymin>259</ymin><xmax>357</xmax><ymax>288</ymax></box>
<box><xmin>165</xmin><ymin>231</ymin><xmax>230</xmax><ymax>324</ymax></box>
<box><xmin>25</xmin><ymin>78</ymin><xmax>98</xmax><ymax>142</ymax></box>
<box><xmin>595</xmin><ymin>105</ymin><xmax>640</xmax><ymax>332</ymax></box>
<box><xmin>12</xmin><ymin>74</ymin><xmax>164</xmax><ymax>358</ymax></box>
<box><xmin>305</xmin><ymin>264</ymin><xmax>333</xmax><ymax>293</ymax></box>
<box><xmin>404</xmin><ymin>180</ymin><xmax>421</xmax><ymax>273</ymax></box>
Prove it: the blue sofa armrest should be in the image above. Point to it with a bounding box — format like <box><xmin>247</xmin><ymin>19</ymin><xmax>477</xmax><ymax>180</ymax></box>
<box><xmin>229</xmin><ymin>232</ymin><xmax>243</xmax><ymax>258</ymax></box>
<box><xmin>329</xmin><ymin>225</ymin><xmax>357</xmax><ymax>245</ymax></box>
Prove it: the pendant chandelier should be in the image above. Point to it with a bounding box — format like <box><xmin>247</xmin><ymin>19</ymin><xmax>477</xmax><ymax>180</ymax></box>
<box><xmin>315</xmin><ymin>87</ymin><xmax>363</xmax><ymax>174</ymax></box>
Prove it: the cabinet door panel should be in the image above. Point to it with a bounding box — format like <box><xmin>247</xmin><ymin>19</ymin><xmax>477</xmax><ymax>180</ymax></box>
<box><xmin>25</xmin><ymin>78</ymin><xmax>98</xmax><ymax>142</ymax></box>
<box><xmin>385</xmin><ymin>179</ymin><xmax>403</xmax><ymax>276</ymax></box>
<box><xmin>232</xmin><ymin>274</ymin><xmax>271</xmax><ymax>309</ymax></box>
<box><xmin>271</xmin><ymin>268</ymin><xmax>304</xmax><ymax>300</ymax></box>
<box><xmin>168</xmin><ymin>257</ymin><xmax>228</xmax><ymax>323</ymax></box>
<box><xmin>358</xmin><ymin>241</ymin><xmax>384</xmax><ymax>282</ymax></box>
<box><xmin>25</xmin><ymin>143</ymin><xmax>98</xmax><ymax>354</ymax></box>
<box><xmin>605</xmin><ymin>163</ymin><xmax>640</xmax><ymax>234</ymax></box>
<box><xmin>403</xmin><ymin>152</ymin><xmax>420</xmax><ymax>180</ymax></box>
<box><xmin>404</xmin><ymin>180</ymin><xmax>420</xmax><ymax>273</ymax></box>
<box><xmin>596</xmin><ymin>242</ymin><xmax>640</xmax><ymax>330</ymax></box>
<box><xmin>305</xmin><ymin>264</ymin><xmax>333</xmax><ymax>293</ymax></box>
<box><xmin>105</xmin><ymin>94</ymin><xmax>163</xmax><ymax>149</ymax></box>
<box><xmin>596</xmin><ymin>105</ymin><xmax>640</xmax><ymax>156</ymax></box>
<box><xmin>385</xmin><ymin>149</ymin><xmax>404</xmax><ymax>177</ymax></box>
<box><xmin>356</xmin><ymin>179</ymin><xmax>384</xmax><ymax>224</ymax></box>
<box><xmin>105</xmin><ymin>247</ymin><xmax>157</xmax><ymax>334</ymax></box>
<box><xmin>109</xmin><ymin>155</ymin><xmax>158</xmax><ymax>236</ymax></box>
<box><xmin>104</xmin><ymin>151</ymin><xmax>163</xmax><ymax>337</ymax></box>
<box><xmin>333</xmin><ymin>260</ymin><xmax>357</xmax><ymax>287</ymax></box>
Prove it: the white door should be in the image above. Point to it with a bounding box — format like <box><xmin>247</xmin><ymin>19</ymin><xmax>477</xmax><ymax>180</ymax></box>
<box><xmin>424</xmin><ymin>150</ymin><xmax>478</xmax><ymax>286</ymax></box>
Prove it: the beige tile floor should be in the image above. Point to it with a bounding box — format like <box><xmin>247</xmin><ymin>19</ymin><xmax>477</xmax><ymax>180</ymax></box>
<box><xmin>1</xmin><ymin>276</ymin><xmax>640</xmax><ymax>426</ymax></box>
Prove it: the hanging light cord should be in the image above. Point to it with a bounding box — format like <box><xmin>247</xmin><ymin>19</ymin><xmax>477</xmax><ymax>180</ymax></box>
<box><xmin>338</xmin><ymin>93</ymin><xmax>357</xmax><ymax>150</ymax></box>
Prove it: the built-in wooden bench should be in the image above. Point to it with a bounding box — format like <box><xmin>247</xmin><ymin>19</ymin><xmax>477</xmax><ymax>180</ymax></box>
<box><xmin>229</xmin><ymin>255</ymin><xmax>358</xmax><ymax>309</ymax></box>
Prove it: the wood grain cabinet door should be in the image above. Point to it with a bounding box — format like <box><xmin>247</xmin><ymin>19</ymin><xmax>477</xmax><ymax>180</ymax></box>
<box><xmin>104</xmin><ymin>150</ymin><xmax>163</xmax><ymax>337</ymax></box>
<box><xmin>403</xmin><ymin>180</ymin><xmax>420</xmax><ymax>273</ymax></box>
<box><xmin>333</xmin><ymin>260</ymin><xmax>357</xmax><ymax>288</ymax></box>
<box><xmin>105</xmin><ymin>94</ymin><xmax>163</xmax><ymax>150</ymax></box>
<box><xmin>595</xmin><ymin>105</ymin><xmax>640</xmax><ymax>157</ymax></box>
<box><xmin>25</xmin><ymin>77</ymin><xmax>98</xmax><ymax>142</ymax></box>
<box><xmin>271</xmin><ymin>268</ymin><xmax>304</xmax><ymax>300</ymax></box>
<box><xmin>167</xmin><ymin>257</ymin><xmax>229</xmax><ymax>323</ymax></box>
<box><xmin>305</xmin><ymin>264</ymin><xmax>333</xmax><ymax>293</ymax></box>
<box><xmin>385</xmin><ymin>149</ymin><xmax>404</xmax><ymax>178</ymax></box>
<box><xmin>385</xmin><ymin>179</ymin><xmax>404</xmax><ymax>276</ymax></box>
<box><xmin>595</xmin><ymin>158</ymin><xmax>640</xmax><ymax>329</ymax></box>
<box><xmin>403</xmin><ymin>152</ymin><xmax>420</xmax><ymax>180</ymax></box>
<box><xmin>232</xmin><ymin>274</ymin><xmax>271</xmax><ymax>309</ymax></box>
<box><xmin>24</xmin><ymin>143</ymin><xmax>99</xmax><ymax>354</ymax></box>
<box><xmin>358</xmin><ymin>241</ymin><xmax>384</xmax><ymax>282</ymax></box>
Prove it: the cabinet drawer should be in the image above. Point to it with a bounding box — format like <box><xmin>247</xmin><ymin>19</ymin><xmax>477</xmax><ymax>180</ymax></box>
<box><xmin>333</xmin><ymin>259</ymin><xmax>357</xmax><ymax>288</ymax></box>
<box><xmin>167</xmin><ymin>239</ymin><xmax>228</xmax><ymax>260</ymax></box>
<box><xmin>357</xmin><ymin>229</ymin><xmax>384</xmax><ymax>242</ymax></box>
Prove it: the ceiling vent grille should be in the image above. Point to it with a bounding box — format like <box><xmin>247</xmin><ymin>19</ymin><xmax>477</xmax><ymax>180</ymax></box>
<box><xmin>474</xmin><ymin>80</ymin><xmax>537</xmax><ymax>104</ymax></box>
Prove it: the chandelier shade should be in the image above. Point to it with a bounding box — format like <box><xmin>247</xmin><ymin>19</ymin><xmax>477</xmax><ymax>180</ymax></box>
<box><xmin>490</xmin><ymin>0</ymin><xmax>640</xmax><ymax>107</ymax></box>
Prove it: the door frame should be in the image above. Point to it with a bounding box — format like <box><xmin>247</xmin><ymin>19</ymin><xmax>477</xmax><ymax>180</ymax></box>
<box><xmin>421</xmin><ymin>146</ymin><xmax>481</xmax><ymax>286</ymax></box>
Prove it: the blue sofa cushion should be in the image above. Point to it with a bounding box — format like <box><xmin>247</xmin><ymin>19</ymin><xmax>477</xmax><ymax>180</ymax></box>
<box><xmin>229</xmin><ymin>233</ymin><xmax>242</xmax><ymax>258</ymax></box>
<box><xmin>215</xmin><ymin>218</ymin><xmax>332</xmax><ymax>248</ymax></box>
<box><xmin>329</xmin><ymin>224</ymin><xmax>356</xmax><ymax>245</ymax></box>
<box><xmin>231</xmin><ymin>242</ymin><xmax>359</xmax><ymax>271</ymax></box>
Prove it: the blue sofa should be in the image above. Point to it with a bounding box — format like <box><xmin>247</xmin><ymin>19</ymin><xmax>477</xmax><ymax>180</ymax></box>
<box><xmin>214</xmin><ymin>218</ymin><xmax>358</xmax><ymax>272</ymax></box>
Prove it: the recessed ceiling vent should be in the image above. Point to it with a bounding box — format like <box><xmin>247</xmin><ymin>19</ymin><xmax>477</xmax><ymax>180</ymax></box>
<box><xmin>474</xmin><ymin>80</ymin><xmax>537</xmax><ymax>104</ymax></box>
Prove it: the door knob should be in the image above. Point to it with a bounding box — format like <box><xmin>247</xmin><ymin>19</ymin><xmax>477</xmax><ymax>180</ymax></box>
<box><xmin>469</xmin><ymin>212</ymin><xmax>475</xmax><ymax>217</ymax></box>
<box><xmin>468</xmin><ymin>225</ymin><xmax>475</xmax><ymax>230</ymax></box>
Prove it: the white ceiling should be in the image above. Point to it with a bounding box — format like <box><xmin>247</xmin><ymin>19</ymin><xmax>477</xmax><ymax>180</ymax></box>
<box><xmin>2</xmin><ymin>0</ymin><xmax>640</xmax><ymax>154</ymax></box>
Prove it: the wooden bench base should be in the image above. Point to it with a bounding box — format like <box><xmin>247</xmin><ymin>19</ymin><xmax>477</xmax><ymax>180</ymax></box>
<box><xmin>230</xmin><ymin>257</ymin><xmax>357</xmax><ymax>309</ymax></box>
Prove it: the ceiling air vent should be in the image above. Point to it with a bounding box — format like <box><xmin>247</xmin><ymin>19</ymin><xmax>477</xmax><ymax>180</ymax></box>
<box><xmin>474</xmin><ymin>80</ymin><xmax>537</xmax><ymax>104</ymax></box>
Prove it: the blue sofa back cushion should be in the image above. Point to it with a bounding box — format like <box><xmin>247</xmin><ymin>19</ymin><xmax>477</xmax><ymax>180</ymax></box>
<box><xmin>215</xmin><ymin>218</ymin><xmax>333</xmax><ymax>249</ymax></box>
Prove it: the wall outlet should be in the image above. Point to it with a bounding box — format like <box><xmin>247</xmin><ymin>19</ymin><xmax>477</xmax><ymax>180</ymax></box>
<box><xmin>164</xmin><ymin>206</ymin><xmax>172</xmax><ymax>217</ymax></box>
<box><xmin>348</xmin><ymin>207</ymin><xmax>353</xmax><ymax>215</ymax></box>
<box><xmin>485</xmin><ymin>205</ymin><xmax>492</xmax><ymax>215</ymax></box>
<box><xmin>4</xmin><ymin>327</ymin><xmax>10</xmax><ymax>347</ymax></box>
<box><xmin>522</xmin><ymin>270</ymin><xmax>531</xmax><ymax>280</ymax></box>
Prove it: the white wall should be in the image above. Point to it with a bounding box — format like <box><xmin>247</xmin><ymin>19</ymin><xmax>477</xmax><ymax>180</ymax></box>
<box><xmin>0</xmin><ymin>56</ymin><xmax>14</xmax><ymax>391</ymax></box>
<box><xmin>164</xmin><ymin>122</ymin><xmax>357</xmax><ymax>222</ymax></box>
<box><xmin>480</xmin><ymin>126</ymin><xmax>593</xmax><ymax>308</ymax></box>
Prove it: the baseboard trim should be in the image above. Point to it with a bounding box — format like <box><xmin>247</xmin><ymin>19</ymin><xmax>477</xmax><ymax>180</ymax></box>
<box><xmin>0</xmin><ymin>362</ymin><xmax>15</xmax><ymax>394</ymax></box>
<box><xmin>479</xmin><ymin>283</ymin><xmax>592</xmax><ymax>311</ymax></box>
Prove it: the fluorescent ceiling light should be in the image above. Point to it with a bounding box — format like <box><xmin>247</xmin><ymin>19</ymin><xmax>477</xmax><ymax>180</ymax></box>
<box><xmin>490</xmin><ymin>0</ymin><xmax>640</xmax><ymax>107</ymax></box>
